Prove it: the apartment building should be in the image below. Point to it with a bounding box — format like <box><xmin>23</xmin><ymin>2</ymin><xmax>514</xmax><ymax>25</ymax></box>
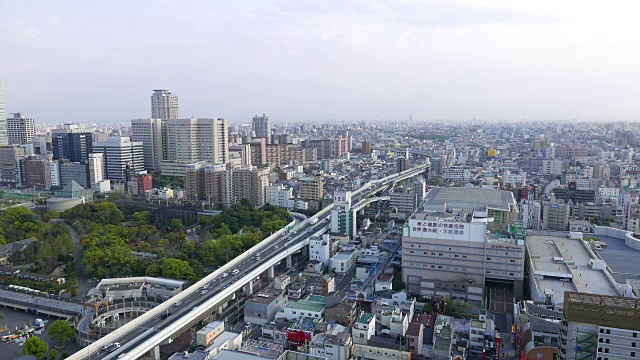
<box><xmin>151</xmin><ymin>89</ymin><xmax>179</xmax><ymax>119</ymax></box>
<box><xmin>165</xmin><ymin>117</ymin><xmax>228</xmax><ymax>164</ymax></box>
<box><xmin>232</xmin><ymin>167</ymin><xmax>269</xmax><ymax>207</ymax></box>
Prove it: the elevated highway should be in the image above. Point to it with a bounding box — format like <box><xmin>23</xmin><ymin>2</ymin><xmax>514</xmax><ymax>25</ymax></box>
<box><xmin>70</xmin><ymin>165</ymin><xmax>427</xmax><ymax>360</ymax></box>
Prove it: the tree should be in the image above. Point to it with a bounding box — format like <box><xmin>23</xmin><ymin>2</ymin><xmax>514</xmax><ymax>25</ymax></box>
<box><xmin>48</xmin><ymin>349</ymin><xmax>58</xmax><ymax>360</ymax></box>
<box><xmin>161</xmin><ymin>258</ymin><xmax>195</xmax><ymax>280</ymax></box>
<box><xmin>423</xmin><ymin>302</ymin><xmax>433</xmax><ymax>314</ymax></box>
<box><xmin>170</xmin><ymin>218</ymin><xmax>183</xmax><ymax>230</ymax></box>
<box><xmin>48</xmin><ymin>320</ymin><xmax>73</xmax><ymax>347</ymax></box>
<box><xmin>392</xmin><ymin>273</ymin><xmax>406</xmax><ymax>290</ymax></box>
<box><xmin>23</xmin><ymin>336</ymin><xmax>49</xmax><ymax>359</ymax></box>
<box><xmin>133</xmin><ymin>211</ymin><xmax>151</xmax><ymax>225</ymax></box>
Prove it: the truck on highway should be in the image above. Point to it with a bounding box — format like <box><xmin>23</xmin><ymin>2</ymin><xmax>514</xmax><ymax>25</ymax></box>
<box><xmin>309</xmin><ymin>218</ymin><xmax>318</xmax><ymax>225</ymax></box>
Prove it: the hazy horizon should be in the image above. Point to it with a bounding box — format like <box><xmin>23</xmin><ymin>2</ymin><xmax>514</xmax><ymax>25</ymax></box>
<box><xmin>2</xmin><ymin>1</ymin><xmax>639</xmax><ymax>123</ymax></box>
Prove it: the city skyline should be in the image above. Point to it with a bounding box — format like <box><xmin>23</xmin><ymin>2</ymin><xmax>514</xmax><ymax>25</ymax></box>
<box><xmin>1</xmin><ymin>1</ymin><xmax>640</xmax><ymax>123</ymax></box>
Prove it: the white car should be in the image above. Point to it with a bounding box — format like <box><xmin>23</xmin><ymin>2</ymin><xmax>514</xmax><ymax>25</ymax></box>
<box><xmin>545</xmin><ymin>241</ymin><xmax>554</xmax><ymax>245</ymax></box>
<box><xmin>173</xmin><ymin>301</ymin><xmax>182</xmax><ymax>307</ymax></box>
<box><xmin>232</xmin><ymin>269</ymin><xmax>239</xmax><ymax>275</ymax></box>
<box><xmin>200</xmin><ymin>290</ymin><xmax>208</xmax><ymax>295</ymax></box>
<box><xmin>222</xmin><ymin>272</ymin><xmax>229</xmax><ymax>277</ymax></box>
<box><xmin>559</xmin><ymin>278</ymin><xmax>570</xmax><ymax>282</ymax></box>
<box><xmin>117</xmin><ymin>354</ymin><xmax>127</xmax><ymax>359</ymax></box>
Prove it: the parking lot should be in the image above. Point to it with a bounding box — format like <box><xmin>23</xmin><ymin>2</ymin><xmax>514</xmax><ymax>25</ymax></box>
<box><xmin>0</xmin><ymin>308</ymin><xmax>82</xmax><ymax>358</ymax></box>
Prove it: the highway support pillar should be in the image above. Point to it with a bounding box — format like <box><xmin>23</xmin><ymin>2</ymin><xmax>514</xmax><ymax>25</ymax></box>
<box><xmin>247</xmin><ymin>280</ymin><xmax>254</xmax><ymax>296</ymax></box>
<box><xmin>286</xmin><ymin>254</ymin><xmax>292</xmax><ymax>268</ymax></box>
<box><xmin>268</xmin><ymin>266</ymin><xmax>275</xmax><ymax>281</ymax></box>
<box><xmin>150</xmin><ymin>345</ymin><xmax>161</xmax><ymax>360</ymax></box>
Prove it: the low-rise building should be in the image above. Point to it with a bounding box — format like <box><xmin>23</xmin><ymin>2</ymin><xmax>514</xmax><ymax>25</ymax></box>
<box><xmin>244</xmin><ymin>288</ymin><xmax>288</xmax><ymax>326</ymax></box>
<box><xmin>309</xmin><ymin>332</ymin><xmax>352</xmax><ymax>360</ymax></box>
<box><xmin>352</xmin><ymin>312</ymin><xmax>375</xmax><ymax>345</ymax></box>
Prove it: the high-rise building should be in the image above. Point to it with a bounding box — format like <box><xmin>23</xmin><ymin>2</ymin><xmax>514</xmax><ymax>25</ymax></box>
<box><xmin>151</xmin><ymin>89</ymin><xmax>179</xmax><ymax>119</ymax></box>
<box><xmin>299</xmin><ymin>176</ymin><xmax>324</xmax><ymax>211</ymax></box>
<box><xmin>92</xmin><ymin>137</ymin><xmax>144</xmax><ymax>180</ymax></box>
<box><xmin>252</xmin><ymin>114</ymin><xmax>271</xmax><ymax>139</ymax></box>
<box><xmin>331</xmin><ymin>191</ymin><xmax>356</xmax><ymax>239</ymax></box>
<box><xmin>166</xmin><ymin>118</ymin><xmax>229</xmax><ymax>164</ymax></box>
<box><xmin>396</xmin><ymin>157</ymin><xmax>409</xmax><ymax>173</ymax></box>
<box><xmin>0</xmin><ymin>146</ymin><xmax>25</xmax><ymax>183</ymax></box>
<box><xmin>361</xmin><ymin>139</ymin><xmax>372</xmax><ymax>154</ymax></box>
<box><xmin>6</xmin><ymin>113</ymin><xmax>35</xmax><ymax>145</ymax></box>
<box><xmin>0</xmin><ymin>72</ymin><xmax>8</xmax><ymax>146</ymax></box>
<box><xmin>87</xmin><ymin>153</ymin><xmax>104</xmax><ymax>187</ymax></box>
<box><xmin>232</xmin><ymin>167</ymin><xmax>270</xmax><ymax>207</ymax></box>
<box><xmin>184</xmin><ymin>162</ymin><xmax>234</xmax><ymax>208</ymax></box>
<box><xmin>131</xmin><ymin>118</ymin><xmax>165</xmax><ymax>171</ymax></box>
<box><xmin>51</xmin><ymin>124</ymin><xmax>94</xmax><ymax>162</ymax></box>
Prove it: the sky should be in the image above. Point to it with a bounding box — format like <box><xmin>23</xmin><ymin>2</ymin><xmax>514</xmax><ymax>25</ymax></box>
<box><xmin>1</xmin><ymin>0</ymin><xmax>640</xmax><ymax>123</ymax></box>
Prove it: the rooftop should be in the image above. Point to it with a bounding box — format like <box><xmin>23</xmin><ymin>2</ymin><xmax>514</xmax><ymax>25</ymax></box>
<box><xmin>356</xmin><ymin>312</ymin><xmax>374</xmax><ymax>324</ymax></box>
<box><xmin>286</xmin><ymin>300</ymin><xmax>325</xmax><ymax>313</ymax></box>
<box><xmin>526</xmin><ymin>235</ymin><xmax>619</xmax><ymax>302</ymax></box>
<box><xmin>248</xmin><ymin>288</ymin><xmax>283</xmax><ymax>305</ymax></box>
<box><xmin>424</xmin><ymin>187</ymin><xmax>516</xmax><ymax>212</ymax></box>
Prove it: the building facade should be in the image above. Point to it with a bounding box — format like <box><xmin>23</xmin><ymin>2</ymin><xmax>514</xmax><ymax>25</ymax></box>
<box><xmin>92</xmin><ymin>137</ymin><xmax>144</xmax><ymax>180</ymax></box>
<box><xmin>151</xmin><ymin>89</ymin><xmax>179</xmax><ymax>119</ymax></box>
<box><xmin>252</xmin><ymin>114</ymin><xmax>272</xmax><ymax>139</ymax></box>
<box><xmin>166</xmin><ymin>118</ymin><xmax>229</xmax><ymax>164</ymax></box>
<box><xmin>6</xmin><ymin>113</ymin><xmax>35</xmax><ymax>145</ymax></box>
<box><xmin>51</xmin><ymin>124</ymin><xmax>94</xmax><ymax>162</ymax></box>
<box><xmin>131</xmin><ymin>118</ymin><xmax>165</xmax><ymax>171</ymax></box>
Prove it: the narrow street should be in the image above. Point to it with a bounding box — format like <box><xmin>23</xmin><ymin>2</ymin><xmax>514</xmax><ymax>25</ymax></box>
<box><xmin>65</xmin><ymin>223</ymin><xmax>93</xmax><ymax>297</ymax></box>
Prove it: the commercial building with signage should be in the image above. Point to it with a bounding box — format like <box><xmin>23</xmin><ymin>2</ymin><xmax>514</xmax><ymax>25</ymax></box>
<box><xmin>402</xmin><ymin>188</ymin><xmax>525</xmax><ymax>302</ymax></box>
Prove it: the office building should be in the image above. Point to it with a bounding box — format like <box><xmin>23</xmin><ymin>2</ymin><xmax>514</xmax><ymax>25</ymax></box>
<box><xmin>92</xmin><ymin>137</ymin><xmax>144</xmax><ymax>180</ymax></box>
<box><xmin>0</xmin><ymin>146</ymin><xmax>25</xmax><ymax>183</ymax></box>
<box><xmin>59</xmin><ymin>161</ymin><xmax>89</xmax><ymax>188</ymax></box>
<box><xmin>22</xmin><ymin>156</ymin><xmax>52</xmax><ymax>190</ymax></box>
<box><xmin>51</xmin><ymin>124</ymin><xmax>94</xmax><ymax>162</ymax></box>
<box><xmin>49</xmin><ymin>161</ymin><xmax>60</xmax><ymax>187</ymax></box>
<box><xmin>541</xmin><ymin>159</ymin><xmax>563</xmax><ymax>176</ymax></box>
<box><xmin>389</xmin><ymin>187</ymin><xmax>419</xmax><ymax>216</ymax></box>
<box><xmin>87</xmin><ymin>153</ymin><xmax>104</xmax><ymax>187</ymax></box>
<box><xmin>403</xmin><ymin>188</ymin><xmax>525</xmax><ymax>301</ymax></box>
<box><xmin>252</xmin><ymin>114</ymin><xmax>272</xmax><ymax>139</ymax></box>
<box><xmin>131</xmin><ymin>118</ymin><xmax>165</xmax><ymax>171</ymax></box>
<box><xmin>166</xmin><ymin>118</ymin><xmax>228</xmax><ymax>164</ymax></box>
<box><xmin>559</xmin><ymin>292</ymin><xmax>640</xmax><ymax>360</ymax></box>
<box><xmin>6</xmin><ymin>113</ymin><xmax>35</xmax><ymax>145</ymax></box>
<box><xmin>0</xmin><ymin>72</ymin><xmax>7</xmax><ymax>146</ymax></box>
<box><xmin>233</xmin><ymin>167</ymin><xmax>269</xmax><ymax>207</ymax></box>
<box><xmin>151</xmin><ymin>89</ymin><xmax>179</xmax><ymax>119</ymax></box>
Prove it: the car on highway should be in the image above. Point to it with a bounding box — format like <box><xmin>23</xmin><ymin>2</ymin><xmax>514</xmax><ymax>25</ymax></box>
<box><xmin>274</xmin><ymin>245</ymin><xmax>279</xmax><ymax>249</ymax></box>
<box><xmin>103</xmin><ymin>343</ymin><xmax>113</xmax><ymax>351</ymax></box>
<box><xmin>160</xmin><ymin>312</ymin><xmax>172</xmax><ymax>319</ymax></box>
<box><xmin>222</xmin><ymin>272</ymin><xmax>228</xmax><ymax>277</ymax></box>
<box><xmin>232</xmin><ymin>269</ymin><xmax>239</xmax><ymax>275</ymax></box>
<box><xmin>173</xmin><ymin>301</ymin><xmax>182</xmax><ymax>307</ymax></box>
<box><xmin>255</xmin><ymin>256</ymin><xmax>261</xmax><ymax>261</ymax></box>
<box><xmin>200</xmin><ymin>290</ymin><xmax>209</xmax><ymax>295</ymax></box>
<box><xmin>117</xmin><ymin>354</ymin><xmax>127</xmax><ymax>359</ymax></box>
<box><xmin>107</xmin><ymin>342</ymin><xmax>121</xmax><ymax>352</ymax></box>
<box><xmin>559</xmin><ymin>278</ymin><xmax>570</xmax><ymax>282</ymax></box>
<box><xmin>202</xmin><ymin>284</ymin><xmax>209</xmax><ymax>289</ymax></box>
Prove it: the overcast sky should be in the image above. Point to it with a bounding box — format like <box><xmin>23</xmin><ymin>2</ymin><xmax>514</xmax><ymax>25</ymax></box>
<box><xmin>1</xmin><ymin>0</ymin><xmax>639</xmax><ymax>123</ymax></box>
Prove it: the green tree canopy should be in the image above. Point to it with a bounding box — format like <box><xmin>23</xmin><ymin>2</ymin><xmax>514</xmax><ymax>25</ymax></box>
<box><xmin>162</xmin><ymin>258</ymin><xmax>196</xmax><ymax>280</ymax></box>
<box><xmin>23</xmin><ymin>336</ymin><xmax>49</xmax><ymax>359</ymax></box>
<box><xmin>48</xmin><ymin>320</ymin><xmax>74</xmax><ymax>346</ymax></box>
